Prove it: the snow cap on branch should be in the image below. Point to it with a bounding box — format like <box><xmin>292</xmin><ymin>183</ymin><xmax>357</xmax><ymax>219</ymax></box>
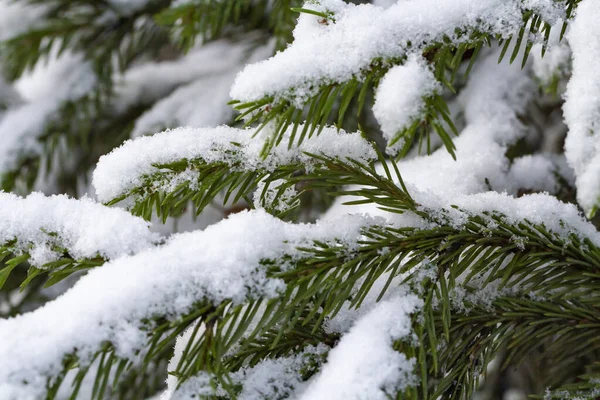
<box><xmin>299</xmin><ymin>294</ymin><xmax>422</xmax><ymax>400</ymax></box>
<box><xmin>93</xmin><ymin>125</ymin><xmax>376</xmax><ymax>203</ymax></box>
<box><xmin>0</xmin><ymin>192</ymin><xmax>157</xmax><ymax>266</ymax></box>
<box><xmin>230</xmin><ymin>0</ymin><xmax>563</xmax><ymax>105</ymax></box>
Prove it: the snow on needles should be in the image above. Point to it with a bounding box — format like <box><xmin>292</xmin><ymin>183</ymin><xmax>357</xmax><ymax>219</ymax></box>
<box><xmin>563</xmin><ymin>0</ymin><xmax>600</xmax><ymax>216</ymax></box>
<box><xmin>0</xmin><ymin>0</ymin><xmax>47</xmax><ymax>41</ymax></box>
<box><xmin>93</xmin><ymin>125</ymin><xmax>375</xmax><ymax>203</ymax></box>
<box><xmin>230</xmin><ymin>0</ymin><xmax>564</xmax><ymax>105</ymax></box>
<box><xmin>0</xmin><ymin>192</ymin><xmax>157</xmax><ymax>266</ymax></box>
<box><xmin>373</xmin><ymin>56</ymin><xmax>439</xmax><ymax>154</ymax></box>
<box><xmin>0</xmin><ymin>50</ymin><xmax>96</xmax><ymax>175</ymax></box>
<box><xmin>0</xmin><ymin>210</ymin><xmax>376</xmax><ymax>396</ymax></box>
<box><xmin>299</xmin><ymin>294</ymin><xmax>422</xmax><ymax>400</ymax></box>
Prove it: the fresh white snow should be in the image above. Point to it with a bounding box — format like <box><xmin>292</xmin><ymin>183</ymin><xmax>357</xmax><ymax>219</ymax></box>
<box><xmin>93</xmin><ymin>125</ymin><xmax>376</xmax><ymax>203</ymax></box>
<box><xmin>563</xmin><ymin>0</ymin><xmax>600</xmax><ymax>216</ymax></box>
<box><xmin>299</xmin><ymin>294</ymin><xmax>422</xmax><ymax>400</ymax></box>
<box><xmin>0</xmin><ymin>192</ymin><xmax>157</xmax><ymax>266</ymax></box>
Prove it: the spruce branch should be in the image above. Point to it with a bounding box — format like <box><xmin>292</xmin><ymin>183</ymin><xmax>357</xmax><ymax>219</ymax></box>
<box><xmin>106</xmin><ymin>157</ymin><xmax>302</xmax><ymax>222</ymax></box>
<box><xmin>154</xmin><ymin>0</ymin><xmax>302</xmax><ymax>51</ymax></box>
<box><xmin>230</xmin><ymin>1</ymin><xmax>577</xmax><ymax>158</ymax></box>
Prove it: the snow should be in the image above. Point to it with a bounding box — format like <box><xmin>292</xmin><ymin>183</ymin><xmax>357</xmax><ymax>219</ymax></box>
<box><xmin>230</xmin><ymin>0</ymin><xmax>563</xmax><ymax>105</ymax></box>
<box><xmin>505</xmin><ymin>154</ymin><xmax>574</xmax><ymax>195</ymax></box>
<box><xmin>325</xmin><ymin>48</ymin><xmax>587</xmax><ymax>247</ymax></box>
<box><xmin>0</xmin><ymin>210</ymin><xmax>376</xmax><ymax>395</ymax></box>
<box><xmin>0</xmin><ymin>0</ymin><xmax>47</xmax><ymax>41</ymax></box>
<box><xmin>2</xmin><ymin>0</ymin><xmax>597</xmax><ymax>397</ymax></box>
<box><xmin>108</xmin><ymin>0</ymin><xmax>153</xmax><ymax>14</ymax></box>
<box><xmin>299</xmin><ymin>294</ymin><xmax>422</xmax><ymax>400</ymax></box>
<box><xmin>131</xmin><ymin>72</ymin><xmax>236</xmax><ymax>137</ymax></box>
<box><xmin>0</xmin><ymin>76</ymin><xmax>22</xmax><ymax>114</ymax></box>
<box><xmin>531</xmin><ymin>22</ymin><xmax>571</xmax><ymax>86</ymax></box>
<box><xmin>377</xmin><ymin>51</ymin><xmax>534</xmax><ymax>200</ymax></box>
<box><xmin>166</xmin><ymin>344</ymin><xmax>329</xmax><ymax>399</ymax></box>
<box><xmin>254</xmin><ymin>178</ymin><xmax>300</xmax><ymax>213</ymax></box>
<box><xmin>305</xmin><ymin>49</ymin><xmax>542</xmax><ymax>222</ymax></box>
<box><xmin>0</xmin><ymin>50</ymin><xmax>96</xmax><ymax>175</ymax></box>
<box><xmin>418</xmin><ymin>191</ymin><xmax>600</xmax><ymax>247</ymax></box>
<box><xmin>93</xmin><ymin>125</ymin><xmax>376</xmax><ymax>203</ymax></box>
<box><xmin>230</xmin><ymin>345</ymin><xmax>328</xmax><ymax>400</ymax></box>
<box><xmin>0</xmin><ymin>192</ymin><xmax>157</xmax><ymax>266</ymax></box>
<box><xmin>563</xmin><ymin>0</ymin><xmax>600</xmax><ymax>216</ymax></box>
<box><xmin>372</xmin><ymin>56</ymin><xmax>440</xmax><ymax>154</ymax></box>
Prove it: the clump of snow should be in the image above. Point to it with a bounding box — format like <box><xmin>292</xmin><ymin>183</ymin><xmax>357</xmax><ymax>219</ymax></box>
<box><xmin>505</xmin><ymin>154</ymin><xmax>574</xmax><ymax>195</ymax></box>
<box><xmin>379</xmin><ymin>51</ymin><xmax>534</xmax><ymax>200</ymax></box>
<box><xmin>93</xmin><ymin>125</ymin><xmax>375</xmax><ymax>203</ymax></box>
<box><xmin>299</xmin><ymin>294</ymin><xmax>422</xmax><ymax>400</ymax></box>
<box><xmin>372</xmin><ymin>56</ymin><xmax>439</xmax><ymax>154</ymax></box>
<box><xmin>0</xmin><ymin>210</ymin><xmax>376</xmax><ymax>394</ymax></box>
<box><xmin>230</xmin><ymin>0</ymin><xmax>563</xmax><ymax>105</ymax></box>
<box><xmin>449</xmin><ymin>278</ymin><xmax>519</xmax><ymax>314</ymax></box>
<box><xmin>164</xmin><ymin>372</ymin><xmax>215</xmax><ymax>400</ymax></box>
<box><xmin>563</xmin><ymin>0</ymin><xmax>600</xmax><ymax>216</ymax></box>
<box><xmin>0</xmin><ymin>192</ymin><xmax>157</xmax><ymax>267</ymax></box>
<box><xmin>458</xmin><ymin>50</ymin><xmax>534</xmax><ymax>146</ymax></box>
<box><xmin>131</xmin><ymin>72</ymin><xmax>236</xmax><ymax>137</ymax></box>
<box><xmin>232</xmin><ymin>345</ymin><xmax>328</xmax><ymax>400</ymax></box>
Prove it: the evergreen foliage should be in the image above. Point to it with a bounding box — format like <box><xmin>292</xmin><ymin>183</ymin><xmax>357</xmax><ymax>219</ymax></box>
<box><xmin>1</xmin><ymin>0</ymin><xmax>599</xmax><ymax>399</ymax></box>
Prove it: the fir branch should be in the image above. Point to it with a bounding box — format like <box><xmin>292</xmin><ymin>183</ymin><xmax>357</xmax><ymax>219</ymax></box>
<box><xmin>107</xmin><ymin>158</ymin><xmax>301</xmax><ymax>222</ymax></box>
<box><xmin>0</xmin><ymin>241</ymin><xmax>105</xmax><ymax>292</ymax></box>
<box><xmin>230</xmin><ymin>1</ymin><xmax>576</xmax><ymax>158</ymax></box>
<box><xmin>431</xmin><ymin>296</ymin><xmax>600</xmax><ymax>399</ymax></box>
<box><xmin>24</xmin><ymin>201</ymin><xmax>600</xmax><ymax>399</ymax></box>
